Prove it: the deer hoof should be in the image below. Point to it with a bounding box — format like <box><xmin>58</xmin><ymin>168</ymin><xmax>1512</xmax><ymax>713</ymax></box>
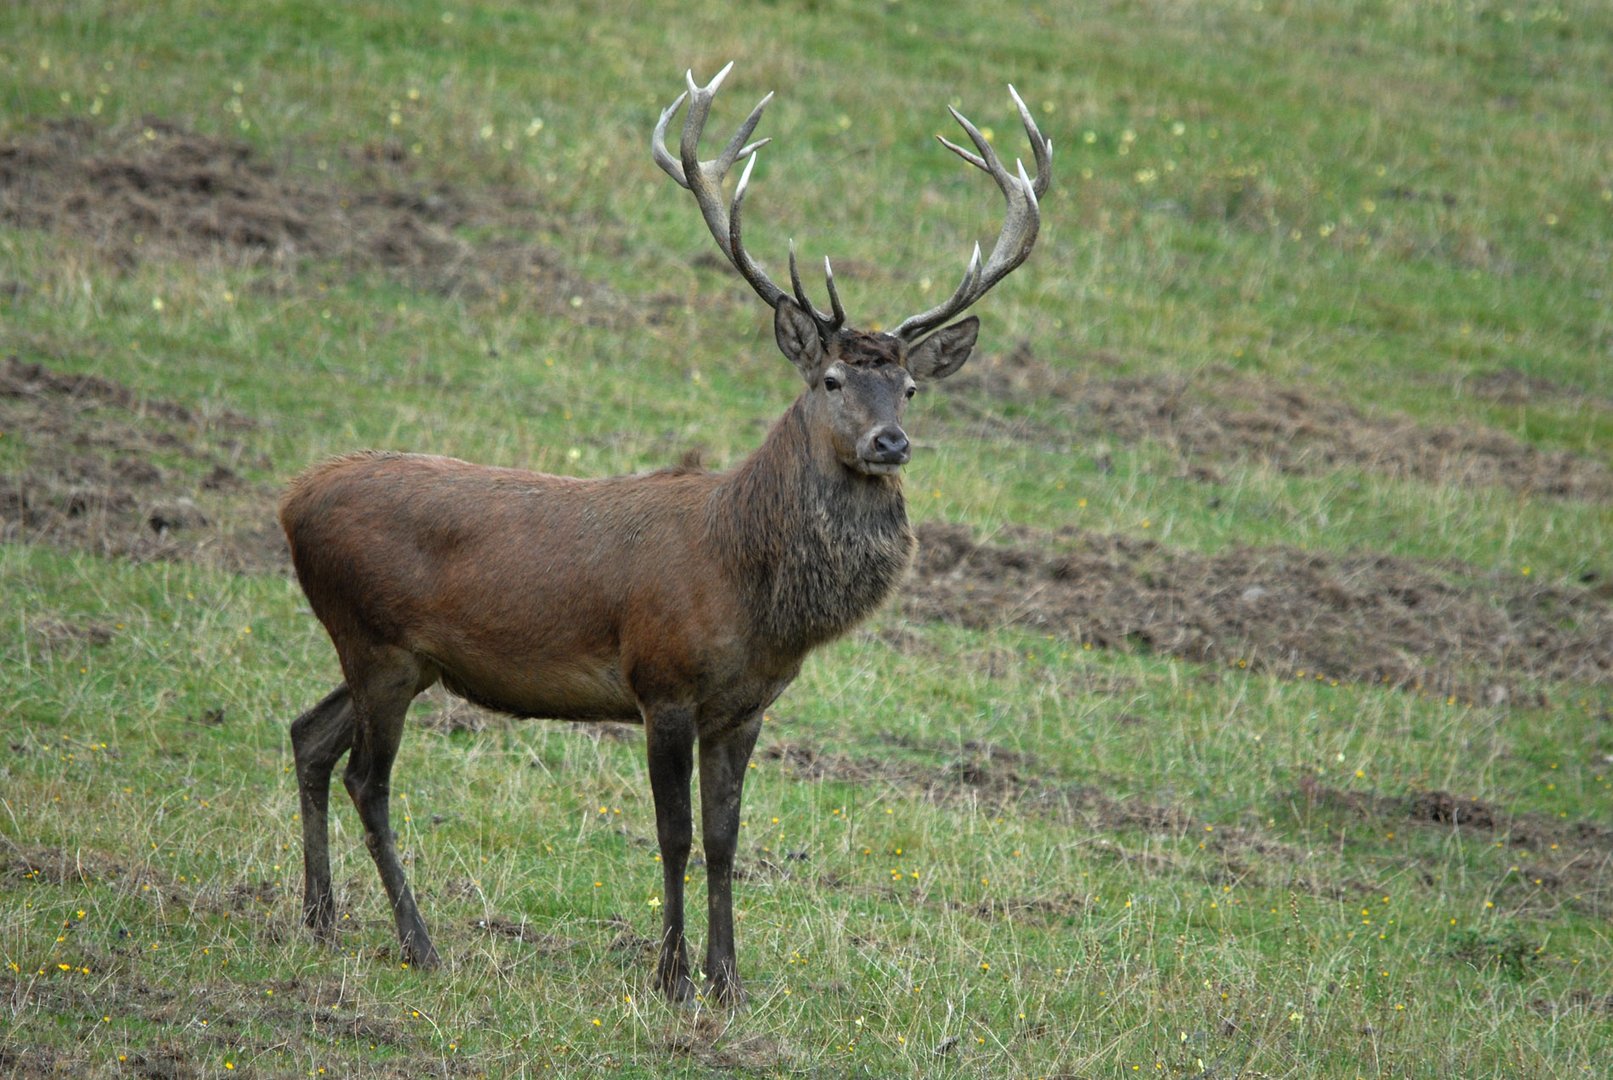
<box><xmin>705</xmin><ymin>976</ymin><xmax>748</xmax><ymax>1009</ymax></box>
<box><xmin>658</xmin><ymin>974</ymin><xmax>699</xmax><ymax>1004</ymax></box>
<box><xmin>401</xmin><ymin>939</ymin><xmax>441</xmax><ymax>971</ymax></box>
<box><xmin>302</xmin><ymin>896</ymin><xmax>336</xmax><ymax>937</ymax></box>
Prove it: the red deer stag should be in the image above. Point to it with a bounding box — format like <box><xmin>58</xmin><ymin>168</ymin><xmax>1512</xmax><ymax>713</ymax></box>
<box><xmin>280</xmin><ymin>62</ymin><xmax>1050</xmax><ymax>1005</ymax></box>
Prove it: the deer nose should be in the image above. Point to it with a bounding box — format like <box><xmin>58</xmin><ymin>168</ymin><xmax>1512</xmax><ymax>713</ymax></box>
<box><xmin>868</xmin><ymin>426</ymin><xmax>911</xmax><ymax>464</ymax></box>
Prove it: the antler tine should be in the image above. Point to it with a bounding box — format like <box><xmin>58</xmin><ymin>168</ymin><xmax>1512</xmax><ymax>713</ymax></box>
<box><xmin>823</xmin><ymin>255</ymin><xmax>847</xmax><ymax>329</ymax></box>
<box><xmin>786</xmin><ymin>243</ymin><xmax>813</xmax><ymax>317</ymax></box>
<box><xmin>651</xmin><ymin>63</ymin><xmax>787</xmax><ymax>308</ymax></box>
<box><xmin>777</xmin><ymin>243</ymin><xmax>838</xmax><ymax>332</ymax></box>
<box><xmin>1009</xmin><ymin>84</ymin><xmax>1053</xmax><ymax>199</ymax></box>
<box><xmin>940</xmin><ymin>104</ymin><xmax>1006</xmax><ymax>179</ymax></box>
<box><xmin>891</xmin><ymin>87</ymin><xmax>1052</xmax><ymax>342</ymax></box>
<box><xmin>650</xmin><ymin>91</ymin><xmax>691</xmax><ymax>184</ymax></box>
<box><xmin>785</xmin><ymin>242</ymin><xmax>845</xmax><ymax>333</ymax></box>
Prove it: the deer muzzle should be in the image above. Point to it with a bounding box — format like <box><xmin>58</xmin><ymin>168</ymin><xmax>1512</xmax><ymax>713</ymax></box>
<box><xmin>859</xmin><ymin>424</ymin><xmax>911</xmax><ymax>474</ymax></box>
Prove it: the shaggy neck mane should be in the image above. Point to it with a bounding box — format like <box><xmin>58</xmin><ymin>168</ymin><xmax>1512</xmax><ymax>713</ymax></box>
<box><xmin>709</xmin><ymin>394</ymin><xmax>916</xmax><ymax>654</ymax></box>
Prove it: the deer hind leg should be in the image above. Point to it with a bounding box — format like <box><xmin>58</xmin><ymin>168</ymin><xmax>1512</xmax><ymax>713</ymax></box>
<box><xmin>290</xmin><ymin>683</ymin><xmax>355</xmax><ymax>939</ymax></box>
<box><xmin>698</xmin><ymin>710</ymin><xmax>764</xmax><ymax>1007</ymax></box>
<box><xmin>340</xmin><ymin>646</ymin><xmax>441</xmax><ymax>968</ymax></box>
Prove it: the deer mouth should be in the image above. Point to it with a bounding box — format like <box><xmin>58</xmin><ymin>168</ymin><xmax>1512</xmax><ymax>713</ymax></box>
<box><xmin>859</xmin><ymin>460</ymin><xmax>906</xmax><ymax>476</ymax></box>
<box><xmin>857</xmin><ymin>445</ymin><xmax>910</xmax><ymax>475</ymax></box>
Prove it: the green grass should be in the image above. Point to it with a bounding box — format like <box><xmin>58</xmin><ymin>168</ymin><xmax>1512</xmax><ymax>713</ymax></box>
<box><xmin>3</xmin><ymin>1</ymin><xmax>1612</xmax><ymax>1076</ymax></box>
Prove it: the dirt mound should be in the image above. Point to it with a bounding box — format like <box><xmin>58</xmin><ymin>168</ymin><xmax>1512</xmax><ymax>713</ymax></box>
<box><xmin>945</xmin><ymin>345</ymin><xmax>1613</xmax><ymax>500</ymax></box>
<box><xmin>0</xmin><ymin>117</ymin><xmax>615</xmax><ymax>306</ymax></box>
<box><xmin>902</xmin><ymin>520</ymin><xmax>1613</xmax><ymax>698</ymax></box>
<box><xmin>0</xmin><ymin>356</ymin><xmax>287</xmax><ymax>574</ymax></box>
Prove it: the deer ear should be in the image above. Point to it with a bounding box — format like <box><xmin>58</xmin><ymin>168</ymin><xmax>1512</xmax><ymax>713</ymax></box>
<box><xmin>905</xmin><ymin>317</ymin><xmax>979</xmax><ymax>382</ymax></box>
<box><xmin>774</xmin><ymin>299</ymin><xmax>826</xmax><ymax>384</ymax></box>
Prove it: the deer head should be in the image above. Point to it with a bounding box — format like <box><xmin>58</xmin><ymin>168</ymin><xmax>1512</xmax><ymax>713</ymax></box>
<box><xmin>653</xmin><ymin>63</ymin><xmax>1051</xmax><ymax>476</ymax></box>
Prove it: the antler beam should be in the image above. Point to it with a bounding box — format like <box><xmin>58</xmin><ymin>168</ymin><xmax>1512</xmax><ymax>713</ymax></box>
<box><xmin>653</xmin><ymin>63</ymin><xmax>844</xmax><ymax>335</ymax></box>
<box><xmin>890</xmin><ymin>87</ymin><xmax>1052</xmax><ymax>342</ymax></box>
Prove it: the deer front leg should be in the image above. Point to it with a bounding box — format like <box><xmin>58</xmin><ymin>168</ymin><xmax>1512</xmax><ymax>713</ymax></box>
<box><xmin>645</xmin><ymin>705</ymin><xmax>698</xmax><ymax>1002</ymax></box>
<box><xmin>698</xmin><ymin>710</ymin><xmax>764</xmax><ymax>1006</ymax></box>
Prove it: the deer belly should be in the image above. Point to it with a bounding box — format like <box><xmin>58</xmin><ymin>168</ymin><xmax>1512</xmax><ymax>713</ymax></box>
<box><xmin>434</xmin><ymin>654</ymin><xmax>639</xmax><ymax>721</ymax></box>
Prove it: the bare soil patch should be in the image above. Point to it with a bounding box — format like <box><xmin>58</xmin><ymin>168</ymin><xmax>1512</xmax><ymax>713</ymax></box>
<box><xmin>1291</xmin><ymin>778</ymin><xmax>1613</xmax><ymax>918</ymax></box>
<box><xmin>0</xmin><ymin>117</ymin><xmax>618</xmax><ymax>309</ymax></box>
<box><xmin>945</xmin><ymin>344</ymin><xmax>1613</xmax><ymax>499</ymax></box>
<box><xmin>902</xmin><ymin>520</ymin><xmax>1613</xmax><ymax>699</ymax></box>
<box><xmin>0</xmin><ymin>355</ymin><xmax>287</xmax><ymax>574</ymax></box>
<box><xmin>760</xmin><ymin>733</ymin><xmax>1609</xmax><ymax>918</ymax></box>
<box><xmin>1464</xmin><ymin>366</ymin><xmax>1613</xmax><ymax>411</ymax></box>
<box><xmin>756</xmin><ymin>735</ymin><xmax>1217</xmax><ymax>838</ymax></box>
<box><xmin>3</xmin><ymin>839</ymin><xmax>127</xmax><ymax>887</ymax></box>
<box><xmin>1</xmin><ymin>961</ymin><xmax>437</xmax><ymax>1080</ymax></box>
<box><xmin>473</xmin><ymin>917</ymin><xmax>577</xmax><ymax>954</ymax></box>
<box><xmin>663</xmin><ymin>1015</ymin><xmax>797</xmax><ymax>1073</ymax></box>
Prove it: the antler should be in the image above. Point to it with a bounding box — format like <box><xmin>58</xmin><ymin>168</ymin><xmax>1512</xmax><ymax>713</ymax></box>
<box><xmin>653</xmin><ymin>63</ymin><xmax>845</xmax><ymax>335</ymax></box>
<box><xmin>890</xmin><ymin>86</ymin><xmax>1052</xmax><ymax>342</ymax></box>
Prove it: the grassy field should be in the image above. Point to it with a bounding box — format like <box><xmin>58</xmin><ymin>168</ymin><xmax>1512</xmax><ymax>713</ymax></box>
<box><xmin>3</xmin><ymin>1</ymin><xmax>1611</xmax><ymax>1076</ymax></box>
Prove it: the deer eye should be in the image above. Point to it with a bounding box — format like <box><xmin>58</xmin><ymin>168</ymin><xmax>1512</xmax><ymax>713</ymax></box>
<box><xmin>904</xmin><ymin>385</ymin><xmax>918</xmax><ymax>399</ymax></box>
<box><xmin>822</xmin><ymin>375</ymin><xmax>842</xmax><ymax>391</ymax></box>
